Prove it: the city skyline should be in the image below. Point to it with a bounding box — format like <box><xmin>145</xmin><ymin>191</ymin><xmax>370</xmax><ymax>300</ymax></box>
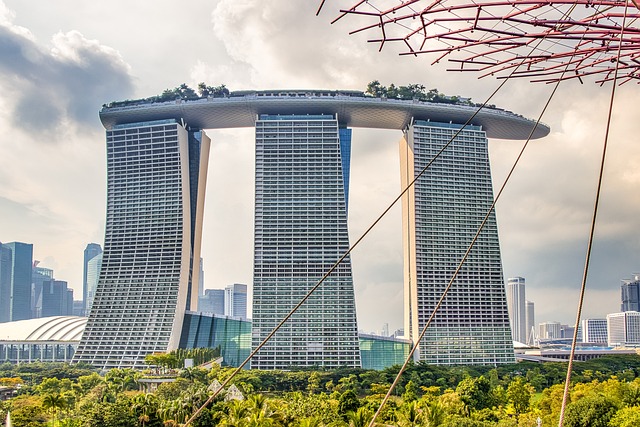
<box><xmin>0</xmin><ymin>1</ymin><xmax>639</xmax><ymax>333</ymax></box>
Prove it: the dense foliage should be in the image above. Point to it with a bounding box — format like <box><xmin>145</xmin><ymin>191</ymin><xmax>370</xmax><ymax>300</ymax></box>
<box><xmin>1</xmin><ymin>355</ymin><xmax>640</xmax><ymax>426</ymax></box>
<box><xmin>102</xmin><ymin>81</ymin><xmax>492</xmax><ymax>110</ymax></box>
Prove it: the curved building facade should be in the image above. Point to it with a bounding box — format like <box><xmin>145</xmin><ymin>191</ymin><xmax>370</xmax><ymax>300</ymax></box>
<box><xmin>75</xmin><ymin>91</ymin><xmax>549</xmax><ymax>369</ymax></box>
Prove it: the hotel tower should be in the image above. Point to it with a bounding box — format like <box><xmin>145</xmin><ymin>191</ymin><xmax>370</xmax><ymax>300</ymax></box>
<box><xmin>401</xmin><ymin>121</ymin><xmax>514</xmax><ymax>364</ymax></box>
<box><xmin>251</xmin><ymin>114</ymin><xmax>360</xmax><ymax>369</ymax></box>
<box><xmin>73</xmin><ymin>119</ymin><xmax>210</xmax><ymax>369</ymax></box>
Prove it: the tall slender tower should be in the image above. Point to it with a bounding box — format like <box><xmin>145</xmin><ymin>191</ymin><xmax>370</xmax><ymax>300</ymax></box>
<box><xmin>525</xmin><ymin>300</ymin><xmax>535</xmax><ymax>345</ymax></box>
<box><xmin>400</xmin><ymin>120</ymin><xmax>514</xmax><ymax>364</ymax></box>
<box><xmin>506</xmin><ymin>277</ymin><xmax>527</xmax><ymax>343</ymax></box>
<box><xmin>251</xmin><ymin>114</ymin><xmax>360</xmax><ymax>369</ymax></box>
<box><xmin>83</xmin><ymin>243</ymin><xmax>102</xmax><ymax>315</ymax></box>
<box><xmin>73</xmin><ymin>119</ymin><xmax>210</xmax><ymax>369</ymax></box>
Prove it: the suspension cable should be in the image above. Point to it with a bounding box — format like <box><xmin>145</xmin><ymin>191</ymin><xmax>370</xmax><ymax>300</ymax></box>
<box><xmin>556</xmin><ymin>2</ymin><xmax>629</xmax><ymax>426</ymax></box>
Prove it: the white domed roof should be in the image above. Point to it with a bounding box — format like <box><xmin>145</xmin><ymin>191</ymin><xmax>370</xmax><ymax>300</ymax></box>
<box><xmin>0</xmin><ymin>316</ymin><xmax>87</xmax><ymax>342</ymax></box>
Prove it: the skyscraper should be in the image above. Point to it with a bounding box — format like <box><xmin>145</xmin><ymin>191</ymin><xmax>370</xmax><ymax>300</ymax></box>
<box><xmin>198</xmin><ymin>289</ymin><xmax>225</xmax><ymax>315</ymax></box>
<box><xmin>89</xmin><ymin>90</ymin><xmax>547</xmax><ymax>369</ymax></box>
<box><xmin>621</xmin><ymin>274</ymin><xmax>640</xmax><ymax>312</ymax></box>
<box><xmin>525</xmin><ymin>300</ymin><xmax>535</xmax><ymax>345</ymax></box>
<box><xmin>82</xmin><ymin>243</ymin><xmax>102</xmax><ymax>314</ymax></box>
<box><xmin>73</xmin><ymin>119</ymin><xmax>210</xmax><ymax>369</ymax></box>
<box><xmin>251</xmin><ymin>114</ymin><xmax>360</xmax><ymax>369</ymax></box>
<box><xmin>0</xmin><ymin>243</ymin><xmax>12</xmax><ymax>323</ymax></box>
<box><xmin>224</xmin><ymin>283</ymin><xmax>247</xmax><ymax>319</ymax></box>
<box><xmin>41</xmin><ymin>280</ymin><xmax>73</xmax><ymax>317</ymax></box>
<box><xmin>85</xmin><ymin>253</ymin><xmax>102</xmax><ymax>314</ymax></box>
<box><xmin>506</xmin><ymin>277</ymin><xmax>527</xmax><ymax>343</ymax></box>
<box><xmin>0</xmin><ymin>242</ymin><xmax>33</xmax><ymax>322</ymax></box>
<box><xmin>401</xmin><ymin>121</ymin><xmax>514</xmax><ymax>364</ymax></box>
<box><xmin>32</xmin><ymin>264</ymin><xmax>54</xmax><ymax>318</ymax></box>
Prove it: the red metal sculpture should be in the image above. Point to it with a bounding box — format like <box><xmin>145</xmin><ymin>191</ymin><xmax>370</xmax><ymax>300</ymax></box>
<box><xmin>318</xmin><ymin>1</ymin><xmax>640</xmax><ymax>84</ymax></box>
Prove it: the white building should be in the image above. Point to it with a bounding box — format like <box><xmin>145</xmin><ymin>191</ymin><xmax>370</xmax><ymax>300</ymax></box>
<box><xmin>607</xmin><ymin>311</ymin><xmax>640</xmax><ymax>347</ymax></box>
<box><xmin>581</xmin><ymin>318</ymin><xmax>608</xmax><ymax>345</ymax></box>
<box><xmin>539</xmin><ymin>321</ymin><xmax>562</xmax><ymax>340</ymax></box>
<box><xmin>506</xmin><ymin>277</ymin><xmax>527</xmax><ymax>343</ymax></box>
<box><xmin>525</xmin><ymin>300</ymin><xmax>536</xmax><ymax>345</ymax></box>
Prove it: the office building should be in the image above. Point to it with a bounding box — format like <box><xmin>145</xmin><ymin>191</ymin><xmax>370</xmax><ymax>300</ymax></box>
<box><xmin>41</xmin><ymin>280</ymin><xmax>73</xmax><ymax>317</ymax></box>
<box><xmin>198</xmin><ymin>289</ymin><xmax>225</xmax><ymax>315</ymax></box>
<box><xmin>251</xmin><ymin>114</ymin><xmax>360</xmax><ymax>369</ymax></box>
<box><xmin>607</xmin><ymin>311</ymin><xmax>640</xmax><ymax>347</ymax></box>
<box><xmin>539</xmin><ymin>322</ymin><xmax>562</xmax><ymax>340</ymax></box>
<box><xmin>0</xmin><ymin>244</ymin><xmax>12</xmax><ymax>323</ymax></box>
<box><xmin>401</xmin><ymin>121</ymin><xmax>514</xmax><ymax>364</ymax></box>
<box><xmin>506</xmin><ymin>277</ymin><xmax>527</xmax><ymax>343</ymax></box>
<box><xmin>621</xmin><ymin>274</ymin><xmax>640</xmax><ymax>312</ymax></box>
<box><xmin>73</xmin><ymin>120</ymin><xmax>210</xmax><ymax>369</ymax></box>
<box><xmin>32</xmin><ymin>265</ymin><xmax>54</xmax><ymax>318</ymax></box>
<box><xmin>581</xmin><ymin>318</ymin><xmax>608</xmax><ymax>345</ymax></box>
<box><xmin>0</xmin><ymin>242</ymin><xmax>33</xmax><ymax>322</ymax></box>
<box><xmin>225</xmin><ymin>283</ymin><xmax>247</xmax><ymax>319</ymax></box>
<box><xmin>198</xmin><ymin>258</ymin><xmax>205</xmax><ymax>299</ymax></box>
<box><xmin>84</xmin><ymin>253</ymin><xmax>102</xmax><ymax>314</ymax></box>
<box><xmin>82</xmin><ymin>244</ymin><xmax>102</xmax><ymax>314</ymax></box>
<box><xmin>525</xmin><ymin>300</ymin><xmax>535</xmax><ymax>345</ymax></box>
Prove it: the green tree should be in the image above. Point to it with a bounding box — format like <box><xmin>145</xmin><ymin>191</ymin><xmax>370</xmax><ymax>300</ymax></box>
<box><xmin>563</xmin><ymin>395</ymin><xmax>618</xmax><ymax>427</ymax></box>
<box><xmin>609</xmin><ymin>406</ymin><xmax>640</xmax><ymax>427</ymax></box>
<box><xmin>42</xmin><ymin>393</ymin><xmax>67</xmax><ymax>427</ymax></box>
<box><xmin>338</xmin><ymin>390</ymin><xmax>360</xmax><ymax>418</ymax></box>
<box><xmin>506</xmin><ymin>377</ymin><xmax>532</xmax><ymax>422</ymax></box>
<box><xmin>456</xmin><ymin>376</ymin><xmax>493</xmax><ymax>415</ymax></box>
<box><xmin>346</xmin><ymin>407</ymin><xmax>374</xmax><ymax>427</ymax></box>
<box><xmin>403</xmin><ymin>380</ymin><xmax>419</xmax><ymax>402</ymax></box>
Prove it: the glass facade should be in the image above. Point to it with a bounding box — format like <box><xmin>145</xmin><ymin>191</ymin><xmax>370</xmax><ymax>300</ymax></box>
<box><xmin>73</xmin><ymin>120</ymin><xmax>210</xmax><ymax>369</ymax></box>
<box><xmin>359</xmin><ymin>334</ymin><xmax>410</xmax><ymax>371</ymax></box>
<box><xmin>401</xmin><ymin>121</ymin><xmax>514</xmax><ymax>365</ymax></box>
<box><xmin>252</xmin><ymin>114</ymin><xmax>360</xmax><ymax>369</ymax></box>
<box><xmin>180</xmin><ymin>312</ymin><xmax>252</xmax><ymax>368</ymax></box>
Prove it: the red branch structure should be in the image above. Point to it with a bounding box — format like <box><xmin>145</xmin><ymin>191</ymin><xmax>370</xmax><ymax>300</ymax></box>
<box><xmin>319</xmin><ymin>1</ymin><xmax>640</xmax><ymax>84</ymax></box>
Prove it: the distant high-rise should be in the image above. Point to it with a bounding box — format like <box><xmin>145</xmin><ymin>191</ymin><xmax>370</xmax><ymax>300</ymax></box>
<box><xmin>621</xmin><ymin>274</ymin><xmax>640</xmax><ymax>312</ymax></box>
<box><xmin>506</xmin><ymin>277</ymin><xmax>527</xmax><ymax>343</ymax></box>
<box><xmin>198</xmin><ymin>258</ymin><xmax>205</xmax><ymax>298</ymax></box>
<box><xmin>199</xmin><ymin>289</ymin><xmax>225</xmax><ymax>315</ymax></box>
<box><xmin>82</xmin><ymin>244</ymin><xmax>102</xmax><ymax>314</ymax></box>
<box><xmin>525</xmin><ymin>300</ymin><xmax>535</xmax><ymax>345</ymax></box>
<box><xmin>32</xmin><ymin>264</ymin><xmax>54</xmax><ymax>318</ymax></box>
<box><xmin>73</xmin><ymin>120</ymin><xmax>210</xmax><ymax>369</ymax></box>
<box><xmin>85</xmin><ymin>253</ymin><xmax>102</xmax><ymax>315</ymax></box>
<box><xmin>41</xmin><ymin>280</ymin><xmax>73</xmax><ymax>317</ymax></box>
<box><xmin>0</xmin><ymin>244</ymin><xmax>12</xmax><ymax>323</ymax></box>
<box><xmin>538</xmin><ymin>321</ymin><xmax>562</xmax><ymax>340</ymax></box>
<box><xmin>401</xmin><ymin>121</ymin><xmax>514</xmax><ymax>364</ymax></box>
<box><xmin>0</xmin><ymin>242</ymin><xmax>33</xmax><ymax>322</ymax></box>
<box><xmin>581</xmin><ymin>318</ymin><xmax>608</xmax><ymax>345</ymax></box>
<box><xmin>225</xmin><ymin>283</ymin><xmax>247</xmax><ymax>319</ymax></box>
<box><xmin>251</xmin><ymin>114</ymin><xmax>360</xmax><ymax>369</ymax></box>
<box><xmin>607</xmin><ymin>311</ymin><xmax>640</xmax><ymax>347</ymax></box>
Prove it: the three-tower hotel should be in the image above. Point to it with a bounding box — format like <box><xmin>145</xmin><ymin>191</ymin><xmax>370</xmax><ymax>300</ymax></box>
<box><xmin>73</xmin><ymin>90</ymin><xmax>549</xmax><ymax>369</ymax></box>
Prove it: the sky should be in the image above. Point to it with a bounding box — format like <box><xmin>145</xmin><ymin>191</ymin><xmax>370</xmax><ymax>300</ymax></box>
<box><xmin>0</xmin><ymin>0</ymin><xmax>638</xmax><ymax>335</ymax></box>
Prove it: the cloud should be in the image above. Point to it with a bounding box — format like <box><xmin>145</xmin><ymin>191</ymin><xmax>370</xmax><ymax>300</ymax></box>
<box><xmin>0</xmin><ymin>8</ymin><xmax>133</xmax><ymax>134</ymax></box>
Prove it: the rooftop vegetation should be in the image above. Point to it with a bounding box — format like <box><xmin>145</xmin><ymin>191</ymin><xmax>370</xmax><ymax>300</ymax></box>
<box><xmin>102</xmin><ymin>82</ymin><xmax>496</xmax><ymax>110</ymax></box>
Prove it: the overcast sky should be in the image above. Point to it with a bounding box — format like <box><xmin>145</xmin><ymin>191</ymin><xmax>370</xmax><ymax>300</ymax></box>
<box><xmin>0</xmin><ymin>1</ymin><xmax>638</xmax><ymax>334</ymax></box>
